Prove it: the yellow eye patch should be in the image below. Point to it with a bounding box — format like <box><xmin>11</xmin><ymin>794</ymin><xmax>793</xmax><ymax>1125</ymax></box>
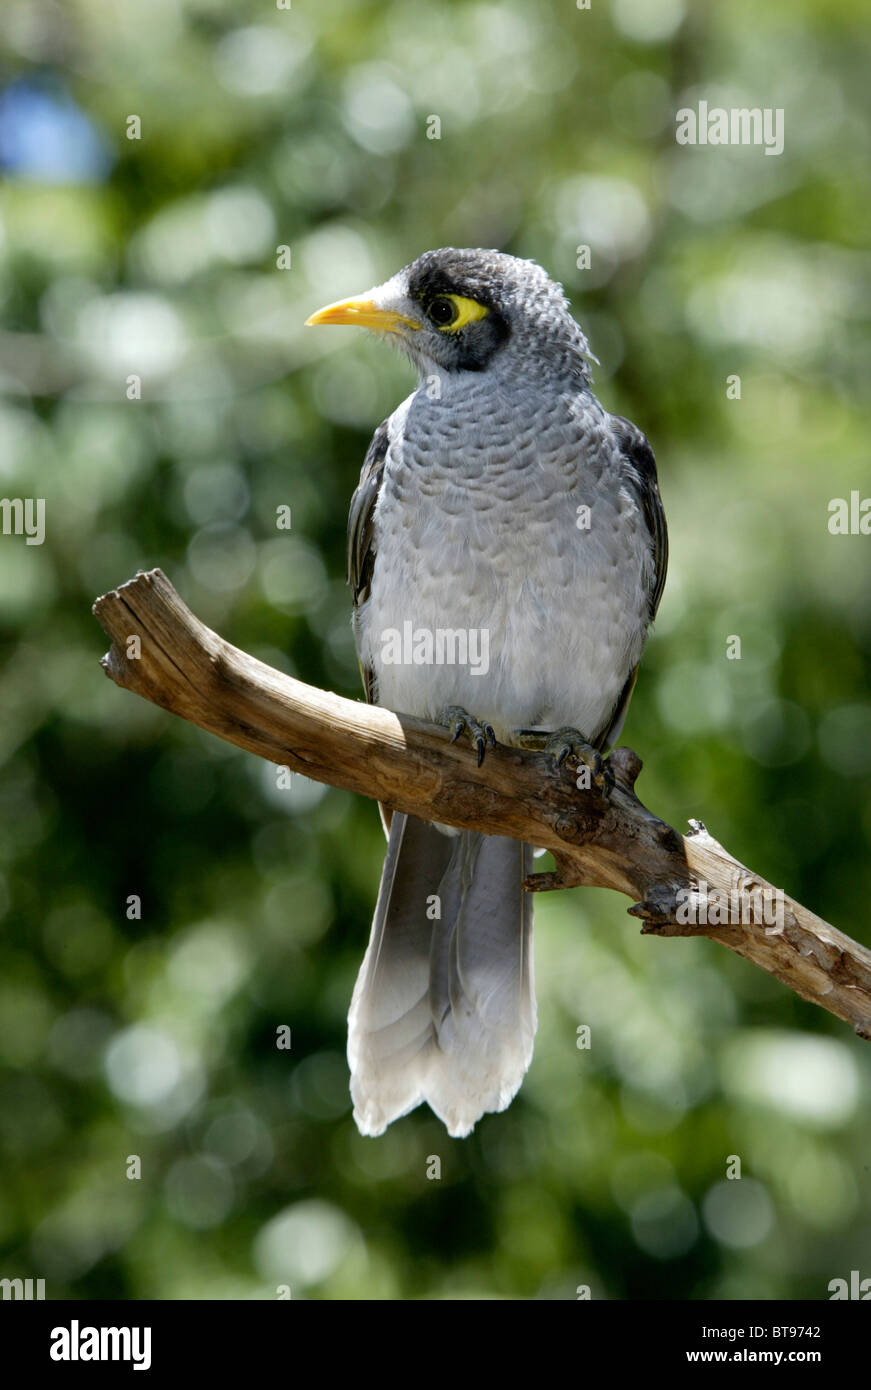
<box><xmin>429</xmin><ymin>293</ymin><xmax>490</xmax><ymax>332</ymax></box>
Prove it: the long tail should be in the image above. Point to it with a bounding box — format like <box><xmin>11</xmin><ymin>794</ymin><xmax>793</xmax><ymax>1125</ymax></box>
<box><xmin>348</xmin><ymin>813</ymin><xmax>536</xmax><ymax>1138</ymax></box>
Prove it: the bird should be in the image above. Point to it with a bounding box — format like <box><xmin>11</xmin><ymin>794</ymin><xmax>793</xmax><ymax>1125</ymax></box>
<box><xmin>306</xmin><ymin>248</ymin><xmax>667</xmax><ymax>1139</ymax></box>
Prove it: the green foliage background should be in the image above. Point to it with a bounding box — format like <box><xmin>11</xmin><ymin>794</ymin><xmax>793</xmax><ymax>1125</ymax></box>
<box><xmin>1</xmin><ymin>0</ymin><xmax>870</xmax><ymax>1300</ymax></box>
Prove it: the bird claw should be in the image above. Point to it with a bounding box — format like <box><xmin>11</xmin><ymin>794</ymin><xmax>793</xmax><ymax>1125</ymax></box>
<box><xmin>515</xmin><ymin>726</ymin><xmax>613</xmax><ymax>796</ymax></box>
<box><xmin>438</xmin><ymin>705</ymin><xmax>496</xmax><ymax>767</ymax></box>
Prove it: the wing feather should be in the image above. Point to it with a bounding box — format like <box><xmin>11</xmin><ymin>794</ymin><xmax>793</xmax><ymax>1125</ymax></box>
<box><xmin>347</xmin><ymin>419</ymin><xmax>390</xmax><ymax>705</ymax></box>
<box><xmin>593</xmin><ymin>415</ymin><xmax>668</xmax><ymax>749</ymax></box>
<box><xmin>610</xmin><ymin>413</ymin><xmax>668</xmax><ymax>621</ymax></box>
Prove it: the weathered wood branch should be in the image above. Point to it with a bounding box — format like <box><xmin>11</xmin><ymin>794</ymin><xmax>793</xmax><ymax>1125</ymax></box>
<box><xmin>93</xmin><ymin>568</ymin><xmax>871</xmax><ymax>1040</ymax></box>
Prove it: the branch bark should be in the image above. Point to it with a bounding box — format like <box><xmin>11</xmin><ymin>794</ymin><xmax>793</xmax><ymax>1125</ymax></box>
<box><xmin>93</xmin><ymin>568</ymin><xmax>871</xmax><ymax>1041</ymax></box>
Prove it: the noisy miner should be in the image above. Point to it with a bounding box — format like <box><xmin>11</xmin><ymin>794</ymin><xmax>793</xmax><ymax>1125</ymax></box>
<box><xmin>306</xmin><ymin>248</ymin><xmax>667</xmax><ymax>1138</ymax></box>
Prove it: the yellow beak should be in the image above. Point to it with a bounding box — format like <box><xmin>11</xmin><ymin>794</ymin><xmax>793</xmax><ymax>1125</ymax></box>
<box><xmin>305</xmin><ymin>296</ymin><xmax>421</xmax><ymax>334</ymax></box>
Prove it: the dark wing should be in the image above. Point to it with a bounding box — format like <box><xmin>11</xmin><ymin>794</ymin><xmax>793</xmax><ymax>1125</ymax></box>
<box><xmin>594</xmin><ymin>416</ymin><xmax>668</xmax><ymax>752</ymax></box>
<box><xmin>347</xmin><ymin>419</ymin><xmax>390</xmax><ymax>705</ymax></box>
<box><xmin>611</xmin><ymin>413</ymin><xmax>668</xmax><ymax>622</ymax></box>
<box><xmin>594</xmin><ymin>663</ymin><xmax>638</xmax><ymax>753</ymax></box>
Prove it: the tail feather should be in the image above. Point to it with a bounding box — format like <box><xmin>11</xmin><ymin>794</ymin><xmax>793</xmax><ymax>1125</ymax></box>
<box><xmin>348</xmin><ymin>813</ymin><xmax>535</xmax><ymax>1138</ymax></box>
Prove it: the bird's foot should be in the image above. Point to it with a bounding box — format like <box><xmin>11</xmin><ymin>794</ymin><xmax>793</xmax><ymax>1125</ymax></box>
<box><xmin>515</xmin><ymin>727</ymin><xmax>614</xmax><ymax>796</ymax></box>
<box><xmin>438</xmin><ymin>705</ymin><xmax>497</xmax><ymax>767</ymax></box>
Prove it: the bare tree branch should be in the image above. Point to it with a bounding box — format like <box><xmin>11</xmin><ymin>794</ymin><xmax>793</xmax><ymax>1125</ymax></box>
<box><xmin>92</xmin><ymin>568</ymin><xmax>871</xmax><ymax>1041</ymax></box>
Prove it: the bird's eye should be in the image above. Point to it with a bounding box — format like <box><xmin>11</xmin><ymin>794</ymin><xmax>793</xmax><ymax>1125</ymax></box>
<box><xmin>428</xmin><ymin>297</ymin><xmax>458</xmax><ymax>327</ymax></box>
<box><xmin>426</xmin><ymin>293</ymin><xmax>490</xmax><ymax>332</ymax></box>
